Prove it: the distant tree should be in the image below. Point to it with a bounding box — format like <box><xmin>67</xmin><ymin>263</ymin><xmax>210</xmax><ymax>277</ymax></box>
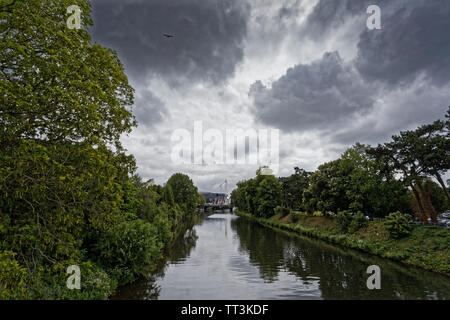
<box><xmin>304</xmin><ymin>144</ymin><xmax>409</xmax><ymax>218</ymax></box>
<box><xmin>197</xmin><ymin>193</ymin><xmax>206</xmax><ymax>207</ymax></box>
<box><xmin>166</xmin><ymin>173</ymin><xmax>199</xmax><ymax>215</ymax></box>
<box><xmin>255</xmin><ymin>175</ymin><xmax>282</xmax><ymax>218</ymax></box>
<box><xmin>367</xmin><ymin>114</ymin><xmax>450</xmax><ymax>225</ymax></box>
<box><xmin>279</xmin><ymin>167</ymin><xmax>311</xmax><ymax>210</ymax></box>
<box><xmin>411</xmin><ymin>119</ymin><xmax>450</xmax><ymax>202</ymax></box>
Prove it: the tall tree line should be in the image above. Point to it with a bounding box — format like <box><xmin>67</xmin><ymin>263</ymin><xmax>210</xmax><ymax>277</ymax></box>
<box><xmin>232</xmin><ymin>109</ymin><xmax>450</xmax><ymax>224</ymax></box>
<box><xmin>0</xmin><ymin>0</ymin><xmax>201</xmax><ymax>299</ymax></box>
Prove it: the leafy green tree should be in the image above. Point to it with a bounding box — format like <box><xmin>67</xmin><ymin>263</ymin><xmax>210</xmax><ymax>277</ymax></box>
<box><xmin>368</xmin><ymin>114</ymin><xmax>450</xmax><ymax>225</ymax></box>
<box><xmin>279</xmin><ymin>167</ymin><xmax>311</xmax><ymax>210</ymax></box>
<box><xmin>0</xmin><ymin>0</ymin><xmax>204</xmax><ymax>299</ymax></box>
<box><xmin>231</xmin><ymin>181</ymin><xmax>248</xmax><ymax>212</ymax></box>
<box><xmin>0</xmin><ymin>0</ymin><xmax>135</xmax><ymax>149</ymax></box>
<box><xmin>304</xmin><ymin>144</ymin><xmax>409</xmax><ymax>218</ymax></box>
<box><xmin>255</xmin><ymin>175</ymin><xmax>282</xmax><ymax>218</ymax></box>
<box><xmin>162</xmin><ymin>184</ymin><xmax>175</xmax><ymax>208</ymax></box>
<box><xmin>411</xmin><ymin>120</ymin><xmax>450</xmax><ymax>202</ymax></box>
<box><xmin>197</xmin><ymin>193</ymin><xmax>206</xmax><ymax>207</ymax></box>
<box><xmin>302</xmin><ymin>158</ymin><xmax>351</xmax><ymax>214</ymax></box>
<box><xmin>166</xmin><ymin>173</ymin><xmax>199</xmax><ymax>215</ymax></box>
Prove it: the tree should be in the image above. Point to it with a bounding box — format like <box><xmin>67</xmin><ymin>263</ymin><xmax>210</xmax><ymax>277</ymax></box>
<box><xmin>166</xmin><ymin>173</ymin><xmax>199</xmax><ymax>215</ymax></box>
<box><xmin>367</xmin><ymin>119</ymin><xmax>450</xmax><ymax>225</ymax></box>
<box><xmin>162</xmin><ymin>184</ymin><xmax>175</xmax><ymax>208</ymax></box>
<box><xmin>255</xmin><ymin>175</ymin><xmax>282</xmax><ymax>218</ymax></box>
<box><xmin>304</xmin><ymin>144</ymin><xmax>409</xmax><ymax>218</ymax></box>
<box><xmin>279</xmin><ymin>167</ymin><xmax>311</xmax><ymax>210</ymax></box>
<box><xmin>197</xmin><ymin>193</ymin><xmax>206</xmax><ymax>208</ymax></box>
<box><xmin>412</xmin><ymin>119</ymin><xmax>450</xmax><ymax>202</ymax></box>
<box><xmin>0</xmin><ymin>0</ymin><xmax>135</xmax><ymax>149</ymax></box>
<box><xmin>302</xmin><ymin>158</ymin><xmax>351</xmax><ymax>214</ymax></box>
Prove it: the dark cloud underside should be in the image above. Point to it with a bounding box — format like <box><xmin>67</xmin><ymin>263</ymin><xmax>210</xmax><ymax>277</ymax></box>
<box><xmin>91</xmin><ymin>0</ymin><xmax>250</xmax><ymax>84</ymax></box>
<box><xmin>250</xmin><ymin>52</ymin><xmax>375</xmax><ymax>132</ymax></box>
<box><xmin>356</xmin><ymin>1</ymin><xmax>450</xmax><ymax>86</ymax></box>
<box><xmin>251</xmin><ymin>0</ymin><xmax>450</xmax><ymax>140</ymax></box>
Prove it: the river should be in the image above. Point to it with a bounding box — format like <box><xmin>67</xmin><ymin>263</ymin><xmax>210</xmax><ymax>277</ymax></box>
<box><xmin>112</xmin><ymin>212</ymin><xmax>450</xmax><ymax>300</ymax></box>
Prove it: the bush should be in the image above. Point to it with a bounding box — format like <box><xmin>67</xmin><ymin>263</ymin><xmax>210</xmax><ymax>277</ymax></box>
<box><xmin>34</xmin><ymin>263</ymin><xmax>115</xmax><ymax>300</ymax></box>
<box><xmin>336</xmin><ymin>211</ymin><xmax>353</xmax><ymax>233</ymax></box>
<box><xmin>96</xmin><ymin>219</ymin><xmax>163</xmax><ymax>284</ymax></box>
<box><xmin>348</xmin><ymin>212</ymin><xmax>368</xmax><ymax>233</ymax></box>
<box><xmin>384</xmin><ymin>212</ymin><xmax>412</xmax><ymax>239</ymax></box>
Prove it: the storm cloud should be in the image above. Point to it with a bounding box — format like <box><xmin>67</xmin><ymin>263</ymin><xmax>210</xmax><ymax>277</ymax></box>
<box><xmin>133</xmin><ymin>89</ymin><xmax>167</xmax><ymax>128</ymax></box>
<box><xmin>355</xmin><ymin>0</ymin><xmax>450</xmax><ymax>86</ymax></box>
<box><xmin>251</xmin><ymin>0</ymin><xmax>450</xmax><ymax>144</ymax></box>
<box><xmin>90</xmin><ymin>0</ymin><xmax>450</xmax><ymax>190</ymax></box>
<box><xmin>250</xmin><ymin>51</ymin><xmax>376</xmax><ymax>133</ymax></box>
<box><xmin>91</xmin><ymin>0</ymin><xmax>250</xmax><ymax>84</ymax></box>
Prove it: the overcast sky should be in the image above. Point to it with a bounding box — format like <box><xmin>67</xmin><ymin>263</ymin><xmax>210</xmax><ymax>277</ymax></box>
<box><xmin>90</xmin><ymin>0</ymin><xmax>450</xmax><ymax>192</ymax></box>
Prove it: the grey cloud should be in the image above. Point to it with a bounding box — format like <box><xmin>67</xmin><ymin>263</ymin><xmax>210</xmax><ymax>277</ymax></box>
<box><xmin>249</xmin><ymin>51</ymin><xmax>376</xmax><ymax>132</ymax></box>
<box><xmin>302</xmin><ymin>0</ymin><xmax>370</xmax><ymax>39</ymax></box>
<box><xmin>303</xmin><ymin>0</ymin><xmax>450</xmax><ymax>87</ymax></box>
<box><xmin>133</xmin><ymin>89</ymin><xmax>167</xmax><ymax>128</ymax></box>
<box><xmin>276</xmin><ymin>0</ymin><xmax>302</xmax><ymax>24</ymax></box>
<box><xmin>250</xmin><ymin>0</ymin><xmax>450</xmax><ymax>145</ymax></box>
<box><xmin>355</xmin><ymin>1</ymin><xmax>450</xmax><ymax>86</ymax></box>
<box><xmin>91</xmin><ymin>0</ymin><xmax>250</xmax><ymax>84</ymax></box>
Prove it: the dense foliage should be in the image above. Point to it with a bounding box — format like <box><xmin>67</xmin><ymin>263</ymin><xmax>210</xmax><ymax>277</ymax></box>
<box><xmin>384</xmin><ymin>212</ymin><xmax>413</xmax><ymax>239</ymax></box>
<box><xmin>231</xmin><ymin>168</ymin><xmax>282</xmax><ymax>218</ymax></box>
<box><xmin>233</xmin><ymin>113</ymin><xmax>449</xmax><ymax>226</ymax></box>
<box><xmin>0</xmin><ymin>0</ymin><xmax>201</xmax><ymax>299</ymax></box>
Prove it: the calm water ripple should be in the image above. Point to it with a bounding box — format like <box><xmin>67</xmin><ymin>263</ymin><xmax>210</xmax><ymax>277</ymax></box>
<box><xmin>112</xmin><ymin>213</ymin><xmax>450</xmax><ymax>300</ymax></box>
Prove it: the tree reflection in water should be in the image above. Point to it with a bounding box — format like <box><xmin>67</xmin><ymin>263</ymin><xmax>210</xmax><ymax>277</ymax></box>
<box><xmin>113</xmin><ymin>214</ymin><xmax>450</xmax><ymax>300</ymax></box>
<box><xmin>231</xmin><ymin>217</ymin><xmax>450</xmax><ymax>300</ymax></box>
<box><xmin>111</xmin><ymin>226</ymin><xmax>199</xmax><ymax>300</ymax></box>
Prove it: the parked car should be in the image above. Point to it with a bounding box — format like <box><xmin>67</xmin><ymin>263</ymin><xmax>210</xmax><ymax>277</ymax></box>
<box><xmin>441</xmin><ymin>211</ymin><xmax>450</xmax><ymax>219</ymax></box>
<box><xmin>438</xmin><ymin>219</ymin><xmax>450</xmax><ymax>227</ymax></box>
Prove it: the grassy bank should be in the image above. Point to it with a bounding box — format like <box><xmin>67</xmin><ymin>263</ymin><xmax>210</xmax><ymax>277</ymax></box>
<box><xmin>234</xmin><ymin>210</ymin><xmax>450</xmax><ymax>276</ymax></box>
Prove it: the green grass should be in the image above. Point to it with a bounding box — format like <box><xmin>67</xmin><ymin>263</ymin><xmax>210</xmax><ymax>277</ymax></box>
<box><xmin>234</xmin><ymin>210</ymin><xmax>450</xmax><ymax>276</ymax></box>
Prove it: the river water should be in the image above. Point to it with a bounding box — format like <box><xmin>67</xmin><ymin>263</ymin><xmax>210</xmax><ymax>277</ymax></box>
<box><xmin>112</xmin><ymin>212</ymin><xmax>450</xmax><ymax>300</ymax></box>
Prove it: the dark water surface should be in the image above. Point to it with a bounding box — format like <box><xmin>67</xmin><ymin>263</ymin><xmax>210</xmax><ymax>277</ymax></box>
<box><xmin>112</xmin><ymin>213</ymin><xmax>450</xmax><ymax>300</ymax></box>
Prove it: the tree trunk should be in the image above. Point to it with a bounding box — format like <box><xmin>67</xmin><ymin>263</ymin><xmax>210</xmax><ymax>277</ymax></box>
<box><xmin>417</xmin><ymin>182</ymin><xmax>438</xmax><ymax>225</ymax></box>
<box><xmin>411</xmin><ymin>183</ymin><xmax>427</xmax><ymax>224</ymax></box>
<box><xmin>435</xmin><ymin>172</ymin><xmax>450</xmax><ymax>203</ymax></box>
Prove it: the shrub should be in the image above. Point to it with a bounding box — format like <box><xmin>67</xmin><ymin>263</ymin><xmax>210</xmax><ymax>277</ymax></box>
<box><xmin>348</xmin><ymin>211</ymin><xmax>368</xmax><ymax>233</ymax></box>
<box><xmin>384</xmin><ymin>211</ymin><xmax>412</xmax><ymax>239</ymax></box>
<box><xmin>96</xmin><ymin>219</ymin><xmax>163</xmax><ymax>284</ymax></box>
<box><xmin>34</xmin><ymin>263</ymin><xmax>115</xmax><ymax>300</ymax></box>
<box><xmin>336</xmin><ymin>210</ymin><xmax>353</xmax><ymax>233</ymax></box>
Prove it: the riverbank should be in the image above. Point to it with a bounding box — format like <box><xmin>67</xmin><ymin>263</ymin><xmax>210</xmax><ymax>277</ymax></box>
<box><xmin>234</xmin><ymin>210</ymin><xmax>450</xmax><ymax>276</ymax></box>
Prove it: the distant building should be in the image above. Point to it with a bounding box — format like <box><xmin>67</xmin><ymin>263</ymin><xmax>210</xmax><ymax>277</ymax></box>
<box><xmin>200</xmin><ymin>192</ymin><xmax>228</xmax><ymax>205</ymax></box>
